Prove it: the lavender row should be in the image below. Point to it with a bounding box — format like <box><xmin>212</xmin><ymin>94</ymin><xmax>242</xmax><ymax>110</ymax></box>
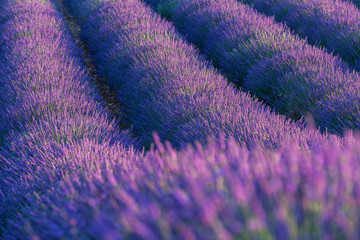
<box><xmin>66</xmin><ymin>0</ymin><xmax>323</xmax><ymax>149</ymax></box>
<box><xmin>4</xmin><ymin>133</ymin><xmax>360</xmax><ymax>239</ymax></box>
<box><xmin>240</xmin><ymin>0</ymin><xmax>360</xmax><ymax>71</ymax></box>
<box><xmin>0</xmin><ymin>0</ymin><xmax>133</xmax><ymax>232</ymax></box>
<box><xmin>145</xmin><ymin>0</ymin><xmax>360</xmax><ymax>134</ymax></box>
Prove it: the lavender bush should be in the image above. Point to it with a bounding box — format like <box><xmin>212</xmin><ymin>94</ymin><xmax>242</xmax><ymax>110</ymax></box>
<box><xmin>145</xmin><ymin>0</ymin><xmax>360</xmax><ymax>134</ymax></box>
<box><xmin>66</xmin><ymin>0</ymin><xmax>322</xmax><ymax>149</ymax></box>
<box><xmin>239</xmin><ymin>0</ymin><xmax>360</xmax><ymax>70</ymax></box>
<box><xmin>0</xmin><ymin>0</ymin><xmax>133</xmax><ymax>233</ymax></box>
<box><xmin>4</xmin><ymin>133</ymin><xmax>360</xmax><ymax>239</ymax></box>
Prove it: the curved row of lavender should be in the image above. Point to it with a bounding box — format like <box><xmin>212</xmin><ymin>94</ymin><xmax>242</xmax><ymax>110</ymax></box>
<box><xmin>145</xmin><ymin>0</ymin><xmax>360</xmax><ymax>135</ymax></box>
<box><xmin>5</xmin><ymin>132</ymin><xmax>360</xmax><ymax>239</ymax></box>
<box><xmin>239</xmin><ymin>0</ymin><xmax>360</xmax><ymax>71</ymax></box>
<box><xmin>0</xmin><ymin>0</ymin><xmax>134</xmax><ymax>233</ymax></box>
<box><xmin>65</xmin><ymin>0</ymin><xmax>323</xmax><ymax>150</ymax></box>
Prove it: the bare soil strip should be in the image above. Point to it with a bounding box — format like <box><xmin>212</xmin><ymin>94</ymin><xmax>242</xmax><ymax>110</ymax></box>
<box><xmin>56</xmin><ymin>0</ymin><xmax>130</xmax><ymax>130</ymax></box>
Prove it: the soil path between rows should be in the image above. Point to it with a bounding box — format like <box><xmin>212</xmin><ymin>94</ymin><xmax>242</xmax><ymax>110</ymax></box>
<box><xmin>56</xmin><ymin>0</ymin><xmax>132</xmax><ymax>132</ymax></box>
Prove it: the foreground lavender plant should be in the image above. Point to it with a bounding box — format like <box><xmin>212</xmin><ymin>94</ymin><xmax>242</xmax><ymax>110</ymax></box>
<box><xmin>239</xmin><ymin>0</ymin><xmax>360</xmax><ymax>71</ymax></box>
<box><xmin>0</xmin><ymin>0</ymin><xmax>133</xmax><ymax>232</ymax></box>
<box><xmin>4</xmin><ymin>133</ymin><xmax>359</xmax><ymax>239</ymax></box>
<box><xmin>145</xmin><ymin>0</ymin><xmax>360</xmax><ymax>134</ymax></box>
<box><xmin>66</xmin><ymin>0</ymin><xmax>323</xmax><ymax>149</ymax></box>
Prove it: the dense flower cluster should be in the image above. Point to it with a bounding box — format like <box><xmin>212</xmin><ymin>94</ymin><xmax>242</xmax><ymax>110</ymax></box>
<box><xmin>145</xmin><ymin>0</ymin><xmax>360</xmax><ymax>134</ymax></box>
<box><xmin>1</xmin><ymin>0</ymin><xmax>360</xmax><ymax>239</ymax></box>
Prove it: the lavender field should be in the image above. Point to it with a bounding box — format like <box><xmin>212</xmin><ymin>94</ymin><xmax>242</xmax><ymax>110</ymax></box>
<box><xmin>1</xmin><ymin>0</ymin><xmax>360</xmax><ymax>239</ymax></box>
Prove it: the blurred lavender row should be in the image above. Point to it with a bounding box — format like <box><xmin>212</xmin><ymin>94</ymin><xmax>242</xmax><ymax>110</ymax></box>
<box><xmin>66</xmin><ymin>0</ymin><xmax>323</xmax><ymax>149</ymax></box>
<box><xmin>5</xmin><ymin>132</ymin><xmax>360</xmax><ymax>239</ymax></box>
<box><xmin>0</xmin><ymin>0</ymin><xmax>134</xmax><ymax>232</ymax></box>
<box><xmin>145</xmin><ymin>0</ymin><xmax>360</xmax><ymax>135</ymax></box>
<box><xmin>240</xmin><ymin>0</ymin><xmax>360</xmax><ymax>71</ymax></box>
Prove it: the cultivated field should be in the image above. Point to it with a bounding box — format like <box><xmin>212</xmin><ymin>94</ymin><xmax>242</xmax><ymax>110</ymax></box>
<box><xmin>1</xmin><ymin>0</ymin><xmax>360</xmax><ymax>239</ymax></box>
